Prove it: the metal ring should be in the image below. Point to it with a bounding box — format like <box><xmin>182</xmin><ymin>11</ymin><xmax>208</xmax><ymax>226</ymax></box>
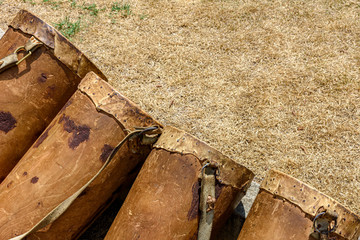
<box><xmin>313</xmin><ymin>211</ymin><xmax>337</xmax><ymax>234</ymax></box>
<box><xmin>201</xmin><ymin>162</ymin><xmax>221</xmax><ymax>178</ymax></box>
<box><xmin>138</xmin><ymin>126</ymin><xmax>159</xmax><ymax>135</ymax></box>
<box><xmin>128</xmin><ymin>126</ymin><xmax>160</xmax><ymax>141</ymax></box>
<box><xmin>14</xmin><ymin>46</ymin><xmax>26</xmax><ymax>53</ymax></box>
<box><xmin>201</xmin><ymin>162</ymin><xmax>211</xmax><ymax>175</ymax></box>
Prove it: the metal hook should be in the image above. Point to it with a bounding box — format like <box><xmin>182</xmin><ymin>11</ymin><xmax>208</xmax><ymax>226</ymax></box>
<box><xmin>16</xmin><ymin>51</ymin><xmax>32</xmax><ymax>65</ymax></box>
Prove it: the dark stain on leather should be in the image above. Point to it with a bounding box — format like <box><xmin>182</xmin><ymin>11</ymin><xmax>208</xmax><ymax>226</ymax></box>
<box><xmin>187</xmin><ymin>181</ymin><xmax>200</xmax><ymax>221</ymax></box>
<box><xmin>0</xmin><ymin>111</ymin><xmax>17</xmax><ymax>133</ymax></box>
<box><xmin>59</xmin><ymin>114</ymin><xmax>90</xmax><ymax>149</ymax></box>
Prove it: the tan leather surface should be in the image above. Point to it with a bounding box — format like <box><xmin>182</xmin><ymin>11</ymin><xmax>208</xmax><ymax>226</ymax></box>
<box><xmin>78</xmin><ymin>73</ymin><xmax>156</xmax><ymax>130</ymax></box>
<box><xmin>105</xmin><ymin>149</ymin><xmax>202</xmax><ymax>240</ymax></box>
<box><xmin>105</xmin><ymin>127</ymin><xmax>254</xmax><ymax>240</ymax></box>
<box><xmin>0</xmin><ymin>10</ymin><xmax>105</xmax><ymax>183</ymax></box>
<box><xmin>0</xmin><ymin>73</ymin><xmax>159</xmax><ymax>239</ymax></box>
<box><xmin>237</xmin><ymin>170</ymin><xmax>360</xmax><ymax>240</ymax></box>
<box><xmin>0</xmin><ymin>28</ymin><xmax>80</xmax><ymax>182</ymax></box>
<box><xmin>237</xmin><ymin>190</ymin><xmax>314</xmax><ymax>240</ymax></box>
<box><xmin>10</xmin><ymin>10</ymin><xmax>106</xmax><ymax>79</ymax></box>
<box><xmin>153</xmin><ymin>126</ymin><xmax>254</xmax><ymax>190</ymax></box>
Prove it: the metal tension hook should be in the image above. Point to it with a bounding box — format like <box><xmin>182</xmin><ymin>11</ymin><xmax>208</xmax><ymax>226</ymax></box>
<box><xmin>0</xmin><ymin>36</ymin><xmax>43</xmax><ymax>73</ymax></box>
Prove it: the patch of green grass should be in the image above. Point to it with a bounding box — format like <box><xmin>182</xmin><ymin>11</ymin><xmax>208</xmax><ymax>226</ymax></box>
<box><xmin>82</xmin><ymin>3</ymin><xmax>101</xmax><ymax>16</ymax></box>
<box><xmin>23</xmin><ymin>0</ymin><xmax>36</xmax><ymax>5</ymax></box>
<box><xmin>139</xmin><ymin>14</ymin><xmax>148</xmax><ymax>20</ymax></box>
<box><xmin>111</xmin><ymin>2</ymin><xmax>132</xmax><ymax>17</ymax></box>
<box><xmin>54</xmin><ymin>17</ymin><xmax>81</xmax><ymax>40</ymax></box>
<box><xmin>43</xmin><ymin>0</ymin><xmax>60</xmax><ymax>9</ymax></box>
<box><xmin>69</xmin><ymin>0</ymin><xmax>77</xmax><ymax>8</ymax></box>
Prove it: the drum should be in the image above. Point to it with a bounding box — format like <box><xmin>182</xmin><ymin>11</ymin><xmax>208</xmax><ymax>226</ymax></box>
<box><xmin>0</xmin><ymin>72</ymin><xmax>160</xmax><ymax>239</ymax></box>
<box><xmin>0</xmin><ymin>10</ymin><xmax>105</xmax><ymax>182</ymax></box>
<box><xmin>104</xmin><ymin>126</ymin><xmax>254</xmax><ymax>240</ymax></box>
<box><xmin>237</xmin><ymin>169</ymin><xmax>360</xmax><ymax>240</ymax></box>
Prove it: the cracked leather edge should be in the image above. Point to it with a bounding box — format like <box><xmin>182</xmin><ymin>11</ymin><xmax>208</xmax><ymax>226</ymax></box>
<box><xmin>78</xmin><ymin>71</ymin><xmax>161</xmax><ymax>130</ymax></box>
<box><xmin>9</xmin><ymin>9</ymin><xmax>107</xmax><ymax>80</ymax></box>
<box><xmin>153</xmin><ymin>126</ymin><xmax>255</xmax><ymax>191</ymax></box>
<box><xmin>261</xmin><ymin>169</ymin><xmax>360</xmax><ymax>239</ymax></box>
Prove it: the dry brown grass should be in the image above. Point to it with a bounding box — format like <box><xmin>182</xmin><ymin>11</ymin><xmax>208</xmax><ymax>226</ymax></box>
<box><xmin>1</xmin><ymin>0</ymin><xmax>359</xmax><ymax>215</ymax></box>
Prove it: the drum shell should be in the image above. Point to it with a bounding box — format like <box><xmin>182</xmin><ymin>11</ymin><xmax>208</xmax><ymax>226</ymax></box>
<box><xmin>0</xmin><ymin>72</ymin><xmax>159</xmax><ymax>239</ymax></box>
<box><xmin>104</xmin><ymin>126</ymin><xmax>254</xmax><ymax>240</ymax></box>
<box><xmin>0</xmin><ymin>10</ymin><xmax>105</xmax><ymax>182</ymax></box>
<box><xmin>237</xmin><ymin>170</ymin><xmax>360</xmax><ymax>240</ymax></box>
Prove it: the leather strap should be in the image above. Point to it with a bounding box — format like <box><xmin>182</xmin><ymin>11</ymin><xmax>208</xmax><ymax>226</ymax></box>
<box><xmin>198</xmin><ymin>163</ymin><xmax>216</xmax><ymax>240</ymax></box>
<box><xmin>9</xmin><ymin>126</ymin><xmax>161</xmax><ymax>240</ymax></box>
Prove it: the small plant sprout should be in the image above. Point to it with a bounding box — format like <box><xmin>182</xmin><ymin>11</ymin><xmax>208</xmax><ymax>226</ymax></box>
<box><xmin>43</xmin><ymin>0</ymin><xmax>60</xmax><ymax>9</ymax></box>
<box><xmin>82</xmin><ymin>3</ymin><xmax>105</xmax><ymax>16</ymax></box>
<box><xmin>54</xmin><ymin>17</ymin><xmax>81</xmax><ymax>40</ymax></box>
<box><xmin>111</xmin><ymin>2</ymin><xmax>132</xmax><ymax>18</ymax></box>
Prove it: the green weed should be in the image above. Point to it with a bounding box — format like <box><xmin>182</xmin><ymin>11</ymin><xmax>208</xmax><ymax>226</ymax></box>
<box><xmin>111</xmin><ymin>2</ymin><xmax>132</xmax><ymax>17</ymax></box>
<box><xmin>54</xmin><ymin>17</ymin><xmax>81</xmax><ymax>39</ymax></box>
<box><xmin>82</xmin><ymin>3</ymin><xmax>101</xmax><ymax>16</ymax></box>
<box><xmin>69</xmin><ymin>0</ymin><xmax>76</xmax><ymax>8</ymax></box>
<box><xmin>139</xmin><ymin>14</ymin><xmax>148</xmax><ymax>20</ymax></box>
<box><xmin>23</xmin><ymin>0</ymin><xmax>36</xmax><ymax>5</ymax></box>
<box><xmin>43</xmin><ymin>0</ymin><xmax>60</xmax><ymax>9</ymax></box>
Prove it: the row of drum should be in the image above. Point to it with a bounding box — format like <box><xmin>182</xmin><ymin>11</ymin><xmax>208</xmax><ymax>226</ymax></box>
<box><xmin>0</xmin><ymin>10</ymin><xmax>359</xmax><ymax>240</ymax></box>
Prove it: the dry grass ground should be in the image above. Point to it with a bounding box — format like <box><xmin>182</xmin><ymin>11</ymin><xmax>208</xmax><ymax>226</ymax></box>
<box><xmin>1</xmin><ymin>0</ymin><xmax>359</xmax><ymax>215</ymax></box>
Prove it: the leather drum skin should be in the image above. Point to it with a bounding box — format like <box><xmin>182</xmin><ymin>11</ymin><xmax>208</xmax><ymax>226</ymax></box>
<box><xmin>104</xmin><ymin>126</ymin><xmax>254</xmax><ymax>240</ymax></box>
<box><xmin>0</xmin><ymin>72</ymin><xmax>160</xmax><ymax>239</ymax></box>
<box><xmin>0</xmin><ymin>10</ymin><xmax>105</xmax><ymax>183</ymax></box>
<box><xmin>237</xmin><ymin>170</ymin><xmax>360</xmax><ymax>240</ymax></box>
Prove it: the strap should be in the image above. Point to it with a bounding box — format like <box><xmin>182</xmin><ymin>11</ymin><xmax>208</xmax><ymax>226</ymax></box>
<box><xmin>198</xmin><ymin>162</ymin><xmax>217</xmax><ymax>240</ymax></box>
<box><xmin>0</xmin><ymin>36</ymin><xmax>42</xmax><ymax>73</ymax></box>
<box><xmin>9</xmin><ymin>126</ymin><xmax>161</xmax><ymax>240</ymax></box>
